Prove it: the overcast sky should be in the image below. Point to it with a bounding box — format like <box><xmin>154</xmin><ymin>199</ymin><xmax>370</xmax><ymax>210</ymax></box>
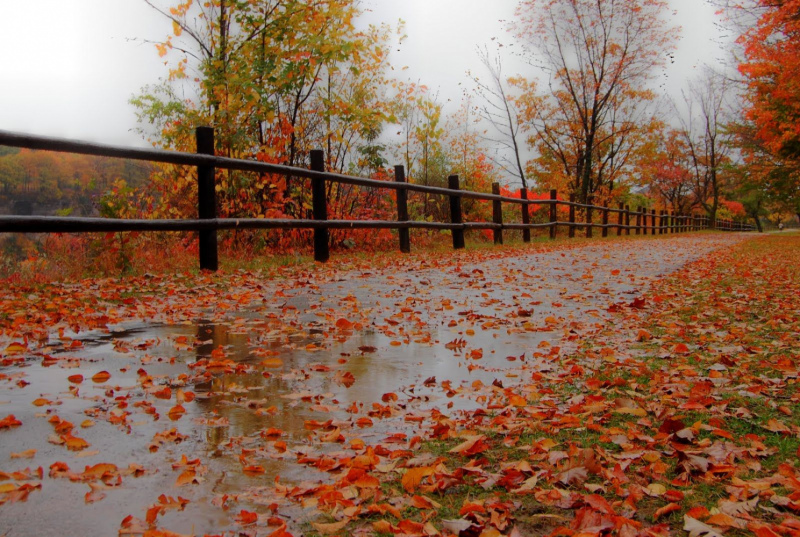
<box><xmin>0</xmin><ymin>0</ymin><xmax>729</xmax><ymax>148</ymax></box>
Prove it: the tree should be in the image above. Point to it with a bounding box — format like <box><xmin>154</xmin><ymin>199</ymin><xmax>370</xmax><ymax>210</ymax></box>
<box><xmin>730</xmin><ymin>0</ymin><xmax>800</xmax><ymax>215</ymax></box>
<box><xmin>132</xmin><ymin>0</ymin><xmax>399</xmax><ymax>248</ymax></box>
<box><xmin>644</xmin><ymin>127</ymin><xmax>695</xmax><ymax>215</ymax></box>
<box><xmin>470</xmin><ymin>47</ymin><xmax>531</xmax><ymax>189</ymax></box>
<box><xmin>512</xmin><ymin>0</ymin><xmax>678</xmax><ymax>203</ymax></box>
<box><xmin>678</xmin><ymin>69</ymin><xmax>734</xmax><ymax>227</ymax></box>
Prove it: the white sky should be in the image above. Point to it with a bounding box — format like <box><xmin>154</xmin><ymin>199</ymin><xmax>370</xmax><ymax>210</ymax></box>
<box><xmin>0</xmin><ymin>0</ymin><xmax>729</xmax><ymax>148</ymax></box>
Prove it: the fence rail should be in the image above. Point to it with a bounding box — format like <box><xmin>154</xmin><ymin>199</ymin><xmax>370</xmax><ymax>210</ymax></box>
<box><xmin>0</xmin><ymin>128</ymin><xmax>756</xmax><ymax>271</ymax></box>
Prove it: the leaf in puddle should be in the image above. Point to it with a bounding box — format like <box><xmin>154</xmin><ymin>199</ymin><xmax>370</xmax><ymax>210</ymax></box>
<box><xmin>335</xmin><ymin>318</ymin><xmax>354</xmax><ymax>330</ymax></box>
<box><xmin>67</xmin><ymin>374</ymin><xmax>83</xmax><ymax>384</ymax></box>
<box><xmin>334</xmin><ymin>370</ymin><xmax>355</xmax><ymax>388</ymax></box>
<box><xmin>91</xmin><ymin>371</ymin><xmax>111</xmax><ymax>383</ymax></box>
<box><xmin>167</xmin><ymin>405</ymin><xmax>186</xmax><ymax>420</ymax></box>
<box><xmin>260</xmin><ymin>357</ymin><xmax>284</xmax><ymax>368</ymax></box>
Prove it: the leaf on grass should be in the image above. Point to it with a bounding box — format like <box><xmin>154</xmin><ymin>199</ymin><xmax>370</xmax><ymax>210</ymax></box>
<box><xmin>765</xmin><ymin>419</ymin><xmax>792</xmax><ymax>434</ymax></box>
<box><xmin>684</xmin><ymin>515</ymin><xmax>724</xmax><ymax>537</ymax></box>
<box><xmin>556</xmin><ymin>466</ymin><xmax>588</xmax><ymax>486</ymax></box>
<box><xmin>654</xmin><ymin>502</ymin><xmax>681</xmax><ymax>520</ymax></box>
<box><xmin>401</xmin><ymin>466</ymin><xmax>434</xmax><ymax>493</ymax></box>
<box><xmin>311</xmin><ymin>519</ymin><xmax>349</xmax><ymax>534</ymax></box>
<box><xmin>449</xmin><ymin>435</ymin><xmax>489</xmax><ymax>456</ymax></box>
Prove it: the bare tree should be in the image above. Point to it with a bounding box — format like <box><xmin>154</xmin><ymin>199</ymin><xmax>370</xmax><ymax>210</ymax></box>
<box><xmin>513</xmin><ymin>0</ymin><xmax>678</xmax><ymax>202</ymax></box>
<box><xmin>678</xmin><ymin>69</ymin><xmax>733</xmax><ymax>227</ymax></box>
<box><xmin>471</xmin><ymin>46</ymin><xmax>530</xmax><ymax>189</ymax></box>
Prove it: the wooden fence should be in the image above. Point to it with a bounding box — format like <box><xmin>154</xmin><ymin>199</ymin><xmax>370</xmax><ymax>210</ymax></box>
<box><xmin>0</xmin><ymin>128</ymin><xmax>755</xmax><ymax>271</ymax></box>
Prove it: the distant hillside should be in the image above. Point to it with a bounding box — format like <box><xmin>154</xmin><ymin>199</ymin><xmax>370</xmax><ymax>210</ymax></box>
<box><xmin>0</xmin><ymin>147</ymin><xmax>154</xmax><ymax>216</ymax></box>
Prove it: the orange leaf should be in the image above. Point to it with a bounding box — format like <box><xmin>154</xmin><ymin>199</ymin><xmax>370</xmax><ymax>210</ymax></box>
<box><xmin>401</xmin><ymin>466</ymin><xmax>434</xmax><ymax>493</ymax></box>
<box><xmin>10</xmin><ymin>449</ymin><xmax>36</xmax><ymax>459</ymax></box>
<box><xmin>67</xmin><ymin>374</ymin><xmax>84</xmax><ymax>384</ymax></box>
<box><xmin>243</xmin><ymin>465</ymin><xmax>265</xmax><ymax>474</ymax></box>
<box><xmin>62</xmin><ymin>433</ymin><xmax>90</xmax><ymax>451</ymax></box>
<box><xmin>311</xmin><ymin>519</ymin><xmax>349</xmax><ymax>534</ymax></box>
<box><xmin>335</xmin><ymin>318</ymin><xmax>354</xmax><ymax>330</ymax></box>
<box><xmin>153</xmin><ymin>387</ymin><xmax>172</xmax><ymax>400</ymax></box>
<box><xmin>91</xmin><ymin>371</ymin><xmax>111</xmax><ymax>383</ymax></box>
<box><xmin>654</xmin><ymin>502</ymin><xmax>681</xmax><ymax>520</ymax></box>
<box><xmin>236</xmin><ymin>510</ymin><xmax>258</xmax><ymax>525</ymax></box>
<box><xmin>174</xmin><ymin>469</ymin><xmax>197</xmax><ymax>487</ymax></box>
<box><xmin>0</xmin><ymin>414</ymin><xmax>22</xmax><ymax>429</ymax></box>
<box><xmin>672</xmin><ymin>343</ymin><xmax>690</xmax><ymax>354</ymax></box>
<box><xmin>167</xmin><ymin>405</ymin><xmax>186</xmax><ymax>420</ymax></box>
<box><xmin>449</xmin><ymin>435</ymin><xmax>489</xmax><ymax>456</ymax></box>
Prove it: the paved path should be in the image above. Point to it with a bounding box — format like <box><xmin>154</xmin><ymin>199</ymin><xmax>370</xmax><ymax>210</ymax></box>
<box><xmin>0</xmin><ymin>233</ymin><xmax>754</xmax><ymax>536</ymax></box>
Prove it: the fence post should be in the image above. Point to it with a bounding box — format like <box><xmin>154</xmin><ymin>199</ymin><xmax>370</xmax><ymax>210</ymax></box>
<box><xmin>651</xmin><ymin>208</ymin><xmax>656</xmax><ymax>235</ymax></box>
<box><xmin>449</xmin><ymin>175</ymin><xmax>465</xmax><ymax>250</ymax></box>
<box><xmin>668</xmin><ymin>212</ymin><xmax>673</xmax><ymax>233</ymax></box>
<box><xmin>310</xmin><ymin>149</ymin><xmax>329</xmax><ymax>262</ymax></box>
<box><xmin>395</xmin><ymin>165</ymin><xmax>410</xmax><ymax>253</ymax></box>
<box><xmin>196</xmin><ymin>127</ymin><xmax>218</xmax><ymax>272</ymax></box>
<box><xmin>585</xmin><ymin>196</ymin><xmax>593</xmax><ymax>238</ymax></box>
<box><xmin>658</xmin><ymin>210</ymin><xmax>664</xmax><ymax>235</ymax></box>
<box><xmin>549</xmin><ymin>189</ymin><xmax>558</xmax><ymax>240</ymax></box>
<box><xmin>625</xmin><ymin>205</ymin><xmax>631</xmax><ymax>235</ymax></box>
<box><xmin>493</xmin><ymin>182</ymin><xmax>503</xmax><ymax>245</ymax></box>
<box><xmin>602</xmin><ymin>204</ymin><xmax>609</xmax><ymax>237</ymax></box>
<box><xmin>617</xmin><ymin>203</ymin><xmax>624</xmax><ymax>236</ymax></box>
<box><xmin>569</xmin><ymin>194</ymin><xmax>576</xmax><ymax>238</ymax></box>
<box><xmin>637</xmin><ymin>207</ymin><xmax>643</xmax><ymax>235</ymax></box>
<box><xmin>520</xmin><ymin>188</ymin><xmax>531</xmax><ymax>243</ymax></box>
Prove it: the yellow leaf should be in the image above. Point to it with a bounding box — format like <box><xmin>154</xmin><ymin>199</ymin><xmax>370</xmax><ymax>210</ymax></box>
<box><xmin>10</xmin><ymin>449</ymin><xmax>36</xmax><ymax>459</ymax></box>
<box><xmin>615</xmin><ymin>407</ymin><xmax>647</xmax><ymax>417</ymax></box>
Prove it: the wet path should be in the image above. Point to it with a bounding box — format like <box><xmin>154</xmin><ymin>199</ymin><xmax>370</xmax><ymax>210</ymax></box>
<box><xmin>0</xmin><ymin>234</ymin><xmax>751</xmax><ymax>536</ymax></box>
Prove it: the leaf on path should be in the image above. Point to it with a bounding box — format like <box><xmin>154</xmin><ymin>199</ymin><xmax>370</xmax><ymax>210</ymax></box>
<box><xmin>0</xmin><ymin>415</ymin><xmax>22</xmax><ymax>429</ymax></box>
